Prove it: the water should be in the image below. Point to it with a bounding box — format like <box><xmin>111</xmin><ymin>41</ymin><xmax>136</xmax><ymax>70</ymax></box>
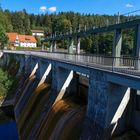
<box><xmin>0</xmin><ymin>120</ymin><xmax>19</xmax><ymax>140</ymax></box>
<box><xmin>0</xmin><ymin>107</ymin><xmax>19</xmax><ymax>140</ymax></box>
<box><xmin>38</xmin><ymin>97</ymin><xmax>86</xmax><ymax>140</ymax></box>
<box><xmin>12</xmin><ymin>72</ymin><xmax>87</xmax><ymax>140</ymax></box>
<box><xmin>19</xmin><ymin>84</ymin><xmax>51</xmax><ymax>139</ymax></box>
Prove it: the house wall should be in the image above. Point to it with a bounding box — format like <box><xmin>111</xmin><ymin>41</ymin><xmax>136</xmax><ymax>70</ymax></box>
<box><xmin>20</xmin><ymin>42</ymin><xmax>37</xmax><ymax>48</ymax></box>
<box><xmin>32</xmin><ymin>33</ymin><xmax>44</xmax><ymax>36</ymax></box>
<box><xmin>14</xmin><ymin>43</ymin><xmax>19</xmax><ymax>47</ymax></box>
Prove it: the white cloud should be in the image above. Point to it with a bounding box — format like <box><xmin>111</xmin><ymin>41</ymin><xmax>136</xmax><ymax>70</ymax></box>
<box><xmin>125</xmin><ymin>3</ymin><xmax>134</xmax><ymax>8</ymax></box>
<box><xmin>48</xmin><ymin>7</ymin><xmax>57</xmax><ymax>12</ymax></box>
<box><xmin>40</xmin><ymin>6</ymin><xmax>47</xmax><ymax>12</ymax></box>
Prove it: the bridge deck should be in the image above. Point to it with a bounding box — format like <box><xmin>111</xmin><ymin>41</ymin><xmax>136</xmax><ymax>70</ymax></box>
<box><xmin>3</xmin><ymin>50</ymin><xmax>140</xmax><ymax>77</ymax></box>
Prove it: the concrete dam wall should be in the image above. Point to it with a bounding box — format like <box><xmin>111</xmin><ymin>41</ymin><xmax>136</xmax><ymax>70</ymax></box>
<box><xmin>0</xmin><ymin>52</ymin><xmax>140</xmax><ymax>140</ymax></box>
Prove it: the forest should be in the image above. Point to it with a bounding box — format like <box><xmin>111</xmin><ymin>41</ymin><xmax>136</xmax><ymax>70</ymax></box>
<box><xmin>0</xmin><ymin>7</ymin><xmax>139</xmax><ymax>56</ymax></box>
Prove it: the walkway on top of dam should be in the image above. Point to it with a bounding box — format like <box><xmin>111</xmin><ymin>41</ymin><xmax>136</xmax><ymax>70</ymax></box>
<box><xmin>41</xmin><ymin>18</ymin><xmax>140</xmax><ymax>79</ymax></box>
<box><xmin>3</xmin><ymin>50</ymin><xmax>140</xmax><ymax>78</ymax></box>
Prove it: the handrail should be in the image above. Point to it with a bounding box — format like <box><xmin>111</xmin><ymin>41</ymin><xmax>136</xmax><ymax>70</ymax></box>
<box><xmin>44</xmin><ymin>18</ymin><xmax>140</xmax><ymax>42</ymax></box>
<box><xmin>31</xmin><ymin>51</ymin><xmax>140</xmax><ymax>77</ymax></box>
<box><xmin>3</xmin><ymin>50</ymin><xmax>140</xmax><ymax>77</ymax></box>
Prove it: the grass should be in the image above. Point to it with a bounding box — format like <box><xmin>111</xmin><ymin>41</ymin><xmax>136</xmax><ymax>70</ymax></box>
<box><xmin>15</xmin><ymin>47</ymin><xmax>48</xmax><ymax>51</ymax></box>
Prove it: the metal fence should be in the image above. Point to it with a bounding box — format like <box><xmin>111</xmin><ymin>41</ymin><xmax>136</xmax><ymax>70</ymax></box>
<box><xmin>29</xmin><ymin>51</ymin><xmax>140</xmax><ymax>77</ymax></box>
<box><xmin>2</xmin><ymin>50</ymin><xmax>140</xmax><ymax>76</ymax></box>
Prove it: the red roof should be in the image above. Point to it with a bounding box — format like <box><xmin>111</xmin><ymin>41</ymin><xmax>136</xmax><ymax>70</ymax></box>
<box><xmin>18</xmin><ymin>35</ymin><xmax>37</xmax><ymax>43</ymax></box>
<box><xmin>7</xmin><ymin>32</ymin><xmax>37</xmax><ymax>43</ymax></box>
<box><xmin>7</xmin><ymin>32</ymin><xmax>18</xmax><ymax>43</ymax></box>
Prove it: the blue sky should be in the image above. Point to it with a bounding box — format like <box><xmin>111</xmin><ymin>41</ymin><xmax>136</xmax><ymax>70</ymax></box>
<box><xmin>0</xmin><ymin>0</ymin><xmax>140</xmax><ymax>15</ymax></box>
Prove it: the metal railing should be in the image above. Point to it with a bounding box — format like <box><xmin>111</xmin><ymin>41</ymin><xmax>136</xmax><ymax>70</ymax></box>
<box><xmin>2</xmin><ymin>50</ymin><xmax>140</xmax><ymax>77</ymax></box>
<box><xmin>29</xmin><ymin>51</ymin><xmax>140</xmax><ymax>77</ymax></box>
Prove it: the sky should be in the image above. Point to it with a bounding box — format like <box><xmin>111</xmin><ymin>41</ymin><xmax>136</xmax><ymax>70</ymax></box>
<box><xmin>0</xmin><ymin>0</ymin><xmax>140</xmax><ymax>15</ymax></box>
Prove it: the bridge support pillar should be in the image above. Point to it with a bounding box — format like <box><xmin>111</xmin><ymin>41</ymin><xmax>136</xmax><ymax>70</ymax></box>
<box><xmin>68</xmin><ymin>38</ymin><xmax>74</xmax><ymax>54</ymax></box>
<box><xmin>134</xmin><ymin>25</ymin><xmax>140</xmax><ymax>70</ymax></box>
<box><xmin>49</xmin><ymin>42</ymin><xmax>53</xmax><ymax>52</ymax></box>
<box><xmin>113</xmin><ymin>29</ymin><xmax>122</xmax><ymax>66</ymax></box>
<box><xmin>81</xmin><ymin>70</ymin><xmax>131</xmax><ymax>140</ymax></box>
<box><xmin>51</xmin><ymin>65</ymin><xmax>74</xmax><ymax>98</ymax></box>
<box><xmin>52</xmin><ymin>41</ymin><xmax>57</xmax><ymax>52</ymax></box>
<box><xmin>76</xmin><ymin>37</ymin><xmax>80</xmax><ymax>54</ymax></box>
<box><xmin>50</xmin><ymin>66</ymin><xmax>80</xmax><ymax>107</ymax></box>
<box><xmin>41</xmin><ymin>43</ymin><xmax>44</xmax><ymax>51</ymax></box>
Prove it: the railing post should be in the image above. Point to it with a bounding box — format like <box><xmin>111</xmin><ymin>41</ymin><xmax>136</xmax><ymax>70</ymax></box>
<box><xmin>112</xmin><ymin>57</ymin><xmax>114</xmax><ymax>72</ymax></box>
<box><xmin>134</xmin><ymin>25</ymin><xmax>140</xmax><ymax>70</ymax></box>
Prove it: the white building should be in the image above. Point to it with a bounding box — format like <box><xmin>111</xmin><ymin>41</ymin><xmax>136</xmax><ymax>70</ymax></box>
<box><xmin>7</xmin><ymin>32</ymin><xmax>37</xmax><ymax>48</ymax></box>
<box><xmin>31</xmin><ymin>30</ymin><xmax>44</xmax><ymax>37</ymax></box>
<box><xmin>18</xmin><ymin>35</ymin><xmax>37</xmax><ymax>48</ymax></box>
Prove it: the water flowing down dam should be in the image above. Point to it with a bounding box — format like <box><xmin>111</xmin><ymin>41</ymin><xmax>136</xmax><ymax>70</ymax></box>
<box><xmin>37</xmin><ymin>98</ymin><xmax>86</xmax><ymax>140</ymax></box>
<box><xmin>14</xmin><ymin>65</ymin><xmax>87</xmax><ymax>140</ymax></box>
<box><xmin>0</xmin><ymin>52</ymin><xmax>89</xmax><ymax>140</ymax></box>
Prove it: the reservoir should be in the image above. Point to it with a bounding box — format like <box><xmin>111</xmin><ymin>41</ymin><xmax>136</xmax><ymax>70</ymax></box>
<box><xmin>0</xmin><ymin>106</ymin><xmax>19</xmax><ymax>140</ymax></box>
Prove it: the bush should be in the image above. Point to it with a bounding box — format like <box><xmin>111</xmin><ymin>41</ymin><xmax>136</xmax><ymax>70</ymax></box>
<box><xmin>0</xmin><ymin>68</ymin><xmax>13</xmax><ymax>99</ymax></box>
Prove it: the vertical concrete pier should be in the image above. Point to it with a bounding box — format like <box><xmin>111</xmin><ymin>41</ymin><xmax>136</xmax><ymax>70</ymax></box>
<box><xmin>81</xmin><ymin>70</ymin><xmax>131</xmax><ymax>140</ymax></box>
<box><xmin>134</xmin><ymin>25</ymin><xmax>140</xmax><ymax>70</ymax></box>
<box><xmin>53</xmin><ymin>41</ymin><xmax>57</xmax><ymax>52</ymax></box>
<box><xmin>113</xmin><ymin>29</ymin><xmax>122</xmax><ymax>66</ymax></box>
<box><xmin>49</xmin><ymin>42</ymin><xmax>53</xmax><ymax>52</ymax></box>
<box><xmin>81</xmin><ymin>70</ymin><xmax>111</xmax><ymax>140</ymax></box>
<box><xmin>76</xmin><ymin>37</ymin><xmax>81</xmax><ymax>54</ymax></box>
<box><xmin>68</xmin><ymin>38</ymin><xmax>74</xmax><ymax>54</ymax></box>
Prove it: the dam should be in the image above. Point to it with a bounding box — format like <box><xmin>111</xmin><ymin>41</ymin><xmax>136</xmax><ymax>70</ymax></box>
<box><xmin>0</xmin><ymin>19</ymin><xmax>140</xmax><ymax>140</ymax></box>
<box><xmin>0</xmin><ymin>49</ymin><xmax>139</xmax><ymax>140</ymax></box>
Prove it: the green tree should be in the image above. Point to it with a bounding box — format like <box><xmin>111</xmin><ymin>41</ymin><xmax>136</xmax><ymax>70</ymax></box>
<box><xmin>0</xmin><ymin>25</ymin><xmax>8</xmax><ymax>49</ymax></box>
<box><xmin>11</xmin><ymin>11</ymin><xmax>25</xmax><ymax>34</ymax></box>
<box><xmin>0</xmin><ymin>69</ymin><xmax>12</xmax><ymax>98</ymax></box>
<box><xmin>23</xmin><ymin>9</ymin><xmax>31</xmax><ymax>34</ymax></box>
<box><xmin>55</xmin><ymin>16</ymin><xmax>72</xmax><ymax>32</ymax></box>
<box><xmin>0</xmin><ymin>10</ymin><xmax>13</xmax><ymax>31</ymax></box>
